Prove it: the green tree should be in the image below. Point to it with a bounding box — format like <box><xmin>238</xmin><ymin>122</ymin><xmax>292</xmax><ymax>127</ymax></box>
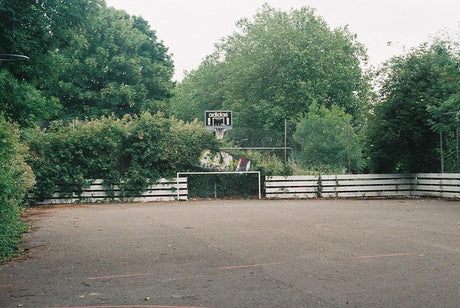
<box><xmin>0</xmin><ymin>0</ymin><xmax>96</xmax><ymax>83</ymax></box>
<box><xmin>171</xmin><ymin>5</ymin><xmax>370</xmax><ymax>146</ymax></box>
<box><xmin>0</xmin><ymin>70</ymin><xmax>61</xmax><ymax>127</ymax></box>
<box><xmin>1</xmin><ymin>0</ymin><xmax>173</xmax><ymax>125</ymax></box>
<box><xmin>0</xmin><ymin>0</ymin><xmax>96</xmax><ymax>126</ymax></box>
<box><xmin>54</xmin><ymin>7</ymin><xmax>174</xmax><ymax>120</ymax></box>
<box><xmin>171</xmin><ymin>59</ymin><xmax>228</xmax><ymax>123</ymax></box>
<box><xmin>367</xmin><ymin>39</ymin><xmax>460</xmax><ymax>173</ymax></box>
<box><xmin>293</xmin><ymin>103</ymin><xmax>363</xmax><ymax>173</ymax></box>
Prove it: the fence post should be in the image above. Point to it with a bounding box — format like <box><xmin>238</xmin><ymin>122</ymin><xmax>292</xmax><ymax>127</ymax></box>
<box><xmin>317</xmin><ymin>174</ymin><xmax>322</xmax><ymax>198</ymax></box>
<box><xmin>335</xmin><ymin>175</ymin><xmax>339</xmax><ymax>198</ymax></box>
<box><xmin>176</xmin><ymin>173</ymin><xmax>180</xmax><ymax>201</ymax></box>
<box><xmin>440</xmin><ymin>174</ymin><xmax>444</xmax><ymax>198</ymax></box>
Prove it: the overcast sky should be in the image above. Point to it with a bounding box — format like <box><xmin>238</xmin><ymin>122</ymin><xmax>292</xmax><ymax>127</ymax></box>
<box><xmin>105</xmin><ymin>0</ymin><xmax>460</xmax><ymax>81</ymax></box>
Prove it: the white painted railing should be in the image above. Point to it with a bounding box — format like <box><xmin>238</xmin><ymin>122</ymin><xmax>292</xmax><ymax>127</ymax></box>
<box><xmin>29</xmin><ymin>173</ymin><xmax>460</xmax><ymax>204</ymax></box>
<box><xmin>266</xmin><ymin>173</ymin><xmax>460</xmax><ymax>199</ymax></box>
<box><xmin>411</xmin><ymin>173</ymin><xmax>460</xmax><ymax>198</ymax></box>
<box><xmin>30</xmin><ymin>177</ymin><xmax>188</xmax><ymax>205</ymax></box>
<box><xmin>265</xmin><ymin>175</ymin><xmax>319</xmax><ymax>199</ymax></box>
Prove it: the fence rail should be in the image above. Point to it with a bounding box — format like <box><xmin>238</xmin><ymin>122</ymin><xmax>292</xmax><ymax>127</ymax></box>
<box><xmin>266</xmin><ymin>173</ymin><xmax>460</xmax><ymax>199</ymax></box>
<box><xmin>29</xmin><ymin>178</ymin><xmax>188</xmax><ymax>205</ymax></box>
<box><xmin>28</xmin><ymin>173</ymin><xmax>460</xmax><ymax>204</ymax></box>
<box><xmin>411</xmin><ymin>173</ymin><xmax>460</xmax><ymax>198</ymax></box>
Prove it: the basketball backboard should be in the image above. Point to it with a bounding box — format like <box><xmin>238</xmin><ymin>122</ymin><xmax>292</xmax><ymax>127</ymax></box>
<box><xmin>205</xmin><ymin>110</ymin><xmax>232</xmax><ymax>139</ymax></box>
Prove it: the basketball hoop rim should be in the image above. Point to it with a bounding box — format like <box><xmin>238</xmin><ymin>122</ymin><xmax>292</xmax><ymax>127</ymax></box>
<box><xmin>215</xmin><ymin>127</ymin><xmax>227</xmax><ymax>140</ymax></box>
<box><xmin>0</xmin><ymin>54</ymin><xmax>30</xmax><ymax>62</ymax></box>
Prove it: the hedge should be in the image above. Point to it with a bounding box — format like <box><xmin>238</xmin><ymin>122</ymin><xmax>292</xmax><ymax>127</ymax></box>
<box><xmin>0</xmin><ymin>116</ymin><xmax>35</xmax><ymax>260</ymax></box>
<box><xmin>27</xmin><ymin>112</ymin><xmax>218</xmax><ymax>202</ymax></box>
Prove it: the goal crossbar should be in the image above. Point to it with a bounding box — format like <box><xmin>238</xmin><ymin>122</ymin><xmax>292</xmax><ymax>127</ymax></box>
<box><xmin>177</xmin><ymin>171</ymin><xmax>261</xmax><ymax>200</ymax></box>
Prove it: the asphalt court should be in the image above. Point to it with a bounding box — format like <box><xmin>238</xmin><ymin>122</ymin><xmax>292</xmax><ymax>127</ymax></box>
<box><xmin>1</xmin><ymin>199</ymin><xmax>459</xmax><ymax>307</ymax></box>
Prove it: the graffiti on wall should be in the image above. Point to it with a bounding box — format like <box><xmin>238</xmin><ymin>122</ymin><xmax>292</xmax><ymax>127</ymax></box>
<box><xmin>199</xmin><ymin>148</ymin><xmax>251</xmax><ymax>171</ymax></box>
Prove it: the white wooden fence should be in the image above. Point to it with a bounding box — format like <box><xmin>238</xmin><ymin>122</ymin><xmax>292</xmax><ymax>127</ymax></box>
<box><xmin>266</xmin><ymin>173</ymin><xmax>460</xmax><ymax>199</ymax></box>
<box><xmin>29</xmin><ymin>173</ymin><xmax>460</xmax><ymax>204</ymax></box>
<box><xmin>30</xmin><ymin>177</ymin><xmax>188</xmax><ymax>205</ymax></box>
<box><xmin>411</xmin><ymin>173</ymin><xmax>460</xmax><ymax>198</ymax></box>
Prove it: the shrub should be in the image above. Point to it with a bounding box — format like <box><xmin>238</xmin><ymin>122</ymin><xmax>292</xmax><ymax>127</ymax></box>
<box><xmin>0</xmin><ymin>116</ymin><xmax>35</xmax><ymax>260</ymax></box>
<box><xmin>27</xmin><ymin>115</ymin><xmax>129</xmax><ymax>200</ymax></box>
<box><xmin>27</xmin><ymin>113</ymin><xmax>217</xmax><ymax>201</ymax></box>
<box><xmin>247</xmin><ymin>151</ymin><xmax>292</xmax><ymax>176</ymax></box>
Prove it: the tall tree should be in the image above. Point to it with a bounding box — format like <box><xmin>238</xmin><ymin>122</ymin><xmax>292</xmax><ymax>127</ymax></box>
<box><xmin>293</xmin><ymin>102</ymin><xmax>363</xmax><ymax>173</ymax></box>
<box><xmin>0</xmin><ymin>0</ymin><xmax>98</xmax><ymax>126</ymax></box>
<box><xmin>1</xmin><ymin>0</ymin><xmax>173</xmax><ymax>124</ymax></box>
<box><xmin>54</xmin><ymin>7</ymin><xmax>174</xmax><ymax>120</ymax></box>
<box><xmin>367</xmin><ymin>39</ymin><xmax>460</xmax><ymax>173</ymax></box>
<box><xmin>171</xmin><ymin>5</ymin><xmax>370</xmax><ymax>146</ymax></box>
<box><xmin>0</xmin><ymin>69</ymin><xmax>61</xmax><ymax>127</ymax></box>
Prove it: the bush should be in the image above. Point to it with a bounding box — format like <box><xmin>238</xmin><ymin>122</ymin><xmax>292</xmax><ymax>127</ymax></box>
<box><xmin>246</xmin><ymin>151</ymin><xmax>292</xmax><ymax>176</ymax></box>
<box><xmin>0</xmin><ymin>116</ymin><xmax>35</xmax><ymax>260</ymax></box>
<box><xmin>27</xmin><ymin>115</ymin><xmax>129</xmax><ymax>200</ymax></box>
<box><xmin>27</xmin><ymin>113</ymin><xmax>217</xmax><ymax>201</ymax></box>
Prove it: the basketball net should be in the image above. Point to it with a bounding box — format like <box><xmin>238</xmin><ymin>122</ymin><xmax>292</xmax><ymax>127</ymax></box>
<box><xmin>215</xmin><ymin>127</ymin><xmax>226</xmax><ymax>140</ymax></box>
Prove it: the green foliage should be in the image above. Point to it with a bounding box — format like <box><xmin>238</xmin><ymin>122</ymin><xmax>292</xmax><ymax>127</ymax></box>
<box><xmin>367</xmin><ymin>39</ymin><xmax>460</xmax><ymax>173</ymax></box>
<box><xmin>0</xmin><ymin>0</ymin><xmax>173</xmax><ymax>126</ymax></box>
<box><xmin>54</xmin><ymin>7</ymin><xmax>174</xmax><ymax>120</ymax></box>
<box><xmin>27</xmin><ymin>116</ymin><xmax>128</xmax><ymax>200</ymax></box>
<box><xmin>440</xmin><ymin>129</ymin><xmax>460</xmax><ymax>173</ymax></box>
<box><xmin>27</xmin><ymin>113</ymin><xmax>217</xmax><ymax>201</ymax></box>
<box><xmin>171</xmin><ymin>60</ymin><xmax>228</xmax><ymax>123</ymax></box>
<box><xmin>0</xmin><ymin>0</ymin><xmax>94</xmax><ymax>82</ymax></box>
<box><xmin>293</xmin><ymin>103</ymin><xmax>364</xmax><ymax>173</ymax></box>
<box><xmin>0</xmin><ymin>0</ymin><xmax>102</xmax><ymax>127</ymax></box>
<box><xmin>0</xmin><ymin>116</ymin><xmax>35</xmax><ymax>260</ymax></box>
<box><xmin>169</xmin><ymin>119</ymin><xmax>220</xmax><ymax>168</ymax></box>
<box><xmin>0</xmin><ymin>70</ymin><xmax>61</xmax><ymax>127</ymax></box>
<box><xmin>171</xmin><ymin>5</ymin><xmax>370</xmax><ymax>146</ymax></box>
<box><xmin>247</xmin><ymin>151</ymin><xmax>292</xmax><ymax>176</ymax></box>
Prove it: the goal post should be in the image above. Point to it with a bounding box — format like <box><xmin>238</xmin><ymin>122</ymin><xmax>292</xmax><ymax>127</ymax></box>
<box><xmin>177</xmin><ymin>171</ymin><xmax>261</xmax><ymax>200</ymax></box>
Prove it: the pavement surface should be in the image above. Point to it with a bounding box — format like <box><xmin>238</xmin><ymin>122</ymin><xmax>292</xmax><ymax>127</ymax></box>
<box><xmin>0</xmin><ymin>199</ymin><xmax>459</xmax><ymax>308</ymax></box>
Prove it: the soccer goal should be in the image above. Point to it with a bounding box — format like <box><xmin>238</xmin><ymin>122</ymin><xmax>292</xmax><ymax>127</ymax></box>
<box><xmin>177</xmin><ymin>171</ymin><xmax>262</xmax><ymax>200</ymax></box>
